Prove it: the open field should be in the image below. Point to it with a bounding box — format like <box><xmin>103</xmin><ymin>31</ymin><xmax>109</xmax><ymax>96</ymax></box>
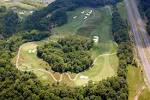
<box><xmin>127</xmin><ymin>65</ymin><xmax>150</xmax><ymax>100</ymax></box>
<box><xmin>139</xmin><ymin>88</ymin><xmax>150</xmax><ymax>100</ymax></box>
<box><xmin>127</xmin><ymin>66</ymin><xmax>145</xmax><ymax>100</ymax></box>
<box><xmin>0</xmin><ymin>0</ymin><xmax>55</xmax><ymax>17</ymax></box>
<box><xmin>13</xmin><ymin>7</ymin><xmax>119</xmax><ymax>86</ymax></box>
<box><xmin>0</xmin><ymin>0</ymin><xmax>41</xmax><ymax>10</ymax></box>
<box><xmin>52</xmin><ymin>7</ymin><xmax>118</xmax><ymax>86</ymax></box>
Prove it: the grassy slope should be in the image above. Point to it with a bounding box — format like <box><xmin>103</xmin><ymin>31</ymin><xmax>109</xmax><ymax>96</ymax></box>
<box><xmin>0</xmin><ymin>0</ymin><xmax>45</xmax><ymax>18</ymax></box>
<box><xmin>127</xmin><ymin>66</ymin><xmax>145</xmax><ymax>100</ymax></box>
<box><xmin>14</xmin><ymin>42</ymin><xmax>55</xmax><ymax>84</ymax></box>
<box><xmin>75</xmin><ymin>7</ymin><xmax>118</xmax><ymax>86</ymax></box>
<box><xmin>139</xmin><ymin>89</ymin><xmax>150</xmax><ymax>100</ymax></box>
<box><xmin>13</xmin><ymin>7</ymin><xmax>118</xmax><ymax>86</ymax></box>
<box><xmin>52</xmin><ymin>7</ymin><xmax>118</xmax><ymax>86</ymax></box>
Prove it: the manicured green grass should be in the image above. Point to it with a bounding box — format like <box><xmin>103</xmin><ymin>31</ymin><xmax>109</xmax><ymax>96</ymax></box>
<box><xmin>19</xmin><ymin>43</ymin><xmax>49</xmax><ymax>70</ymax></box>
<box><xmin>32</xmin><ymin>70</ymin><xmax>55</xmax><ymax>84</ymax></box>
<box><xmin>52</xmin><ymin>8</ymin><xmax>96</xmax><ymax>35</ymax></box>
<box><xmin>52</xmin><ymin>7</ymin><xmax>118</xmax><ymax>86</ymax></box>
<box><xmin>14</xmin><ymin>6</ymin><xmax>119</xmax><ymax>86</ymax></box>
<box><xmin>75</xmin><ymin>54</ymin><xmax>118</xmax><ymax>86</ymax></box>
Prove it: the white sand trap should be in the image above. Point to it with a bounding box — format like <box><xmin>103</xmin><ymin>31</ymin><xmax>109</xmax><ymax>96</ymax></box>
<box><xmin>29</xmin><ymin>11</ymin><xmax>33</xmax><ymax>14</ymax></box>
<box><xmin>19</xmin><ymin>11</ymin><xmax>25</xmax><ymax>15</ymax></box>
<box><xmin>93</xmin><ymin>36</ymin><xmax>99</xmax><ymax>43</ymax></box>
<box><xmin>84</xmin><ymin>16</ymin><xmax>88</xmax><ymax>19</ymax></box>
<box><xmin>73</xmin><ymin>16</ymin><xmax>77</xmax><ymax>19</ymax></box>
<box><xmin>89</xmin><ymin>10</ymin><xmax>93</xmax><ymax>13</ymax></box>
<box><xmin>32</xmin><ymin>49</ymin><xmax>37</xmax><ymax>53</ymax></box>
<box><xmin>85</xmin><ymin>13</ymin><xmax>90</xmax><ymax>16</ymax></box>
<box><xmin>80</xmin><ymin>75</ymin><xmax>89</xmax><ymax>80</ymax></box>
<box><xmin>28</xmin><ymin>49</ymin><xmax>36</xmax><ymax>53</ymax></box>
<box><xmin>4</xmin><ymin>0</ymin><xmax>10</xmax><ymax>2</ymax></box>
<box><xmin>81</xmin><ymin>11</ymin><xmax>85</xmax><ymax>14</ymax></box>
<box><xmin>28</xmin><ymin>50</ymin><xmax>32</xmax><ymax>53</ymax></box>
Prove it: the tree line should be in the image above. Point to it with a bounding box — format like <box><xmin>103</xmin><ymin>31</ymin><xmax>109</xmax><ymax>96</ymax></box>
<box><xmin>0</xmin><ymin>6</ymin><xmax>19</xmax><ymax>38</ymax></box>
<box><xmin>37</xmin><ymin>36</ymin><xmax>93</xmax><ymax>73</ymax></box>
<box><xmin>140</xmin><ymin>0</ymin><xmax>150</xmax><ymax>35</ymax></box>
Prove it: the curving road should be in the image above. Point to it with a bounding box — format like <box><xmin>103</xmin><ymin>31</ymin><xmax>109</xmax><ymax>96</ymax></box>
<box><xmin>124</xmin><ymin>0</ymin><xmax>150</xmax><ymax>87</ymax></box>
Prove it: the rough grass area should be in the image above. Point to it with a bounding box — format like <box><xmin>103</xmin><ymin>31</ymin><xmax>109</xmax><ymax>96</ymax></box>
<box><xmin>139</xmin><ymin>88</ymin><xmax>150</xmax><ymax>100</ymax></box>
<box><xmin>0</xmin><ymin>0</ymin><xmax>47</xmax><ymax>17</ymax></box>
<box><xmin>13</xmin><ymin>6</ymin><xmax>118</xmax><ymax>86</ymax></box>
<box><xmin>32</xmin><ymin>70</ymin><xmax>55</xmax><ymax>84</ymax></box>
<box><xmin>19</xmin><ymin>43</ymin><xmax>49</xmax><ymax>70</ymax></box>
<box><xmin>0</xmin><ymin>0</ymin><xmax>36</xmax><ymax>10</ymax></box>
<box><xmin>127</xmin><ymin>65</ymin><xmax>150</xmax><ymax>100</ymax></box>
<box><xmin>127</xmin><ymin>66</ymin><xmax>145</xmax><ymax>100</ymax></box>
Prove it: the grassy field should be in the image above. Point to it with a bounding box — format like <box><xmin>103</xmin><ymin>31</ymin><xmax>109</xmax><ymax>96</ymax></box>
<box><xmin>18</xmin><ymin>43</ymin><xmax>49</xmax><ymax>70</ymax></box>
<box><xmin>127</xmin><ymin>66</ymin><xmax>145</xmax><ymax>100</ymax></box>
<box><xmin>139</xmin><ymin>88</ymin><xmax>150</xmax><ymax>100</ymax></box>
<box><xmin>0</xmin><ymin>0</ymin><xmax>41</xmax><ymax>10</ymax></box>
<box><xmin>13</xmin><ymin>6</ymin><xmax>119</xmax><ymax>86</ymax></box>
<box><xmin>0</xmin><ymin>0</ymin><xmax>47</xmax><ymax>17</ymax></box>
<box><xmin>52</xmin><ymin>7</ymin><xmax>119</xmax><ymax>86</ymax></box>
<box><xmin>127</xmin><ymin>65</ymin><xmax>150</xmax><ymax>100</ymax></box>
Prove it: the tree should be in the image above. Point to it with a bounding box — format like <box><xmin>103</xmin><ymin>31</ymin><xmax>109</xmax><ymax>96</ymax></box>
<box><xmin>37</xmin><ymin>36</ymin><xmax>93</xmax><ymax>73</ymax></box>
<box><xmin>3</xmin><ymin>11</ymin><xmax>19</xmax><ymax>37</ymax></box>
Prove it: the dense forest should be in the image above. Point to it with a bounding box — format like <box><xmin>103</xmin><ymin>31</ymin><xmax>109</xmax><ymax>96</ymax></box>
<box><xmin>37</xmin><ymin>36</ymin><xmax>93</xmax><ymax>73</ymax></box>
<box><xmin>0</xmin><ymin>0</ymin><xmax>134</xmax><ymax>99</ymax></box>
<box><xmin>0</xmin><ymin>6</ymin><xmax>19</xmax><ymax>38</ymax></box>
<box><xmin>139</xmin><ymin>0</ymin><xmax>150</xmax><ymax>35</ymax></box>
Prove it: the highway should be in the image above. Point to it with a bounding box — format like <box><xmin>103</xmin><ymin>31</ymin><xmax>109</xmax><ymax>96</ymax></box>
<box><xmin>124</xmin><ymin>0</ymin><xmax>150</xmax><ymax>86</ymax></box>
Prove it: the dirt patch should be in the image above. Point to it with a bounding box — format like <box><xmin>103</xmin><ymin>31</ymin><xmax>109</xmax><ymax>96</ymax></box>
<box><xmin>52</xmin><ymin>72</ymin><xmax>62</xmax><ymax>80</ymax></box>
<box><xmin>61</xmin><ymin>74</ymin><xmax>75</xmax><ymax>86</ymax></box>
<box><xmin>22</xmin><ymin>42</ymin><xmax>38</xmax><ymax>51</ymax></box>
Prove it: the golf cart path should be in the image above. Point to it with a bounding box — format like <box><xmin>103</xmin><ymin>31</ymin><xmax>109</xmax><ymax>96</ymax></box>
<box><xmin>16</xmin><ymin>42</ymin><xmax>117</xmax><ymax>82</ymax></box>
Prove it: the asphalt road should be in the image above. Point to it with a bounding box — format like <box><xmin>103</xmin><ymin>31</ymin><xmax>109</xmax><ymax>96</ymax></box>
<box><xmin>124</xmin><ymin>0</ymin><xmax>150</xmax><ymax>86</ymax></box>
